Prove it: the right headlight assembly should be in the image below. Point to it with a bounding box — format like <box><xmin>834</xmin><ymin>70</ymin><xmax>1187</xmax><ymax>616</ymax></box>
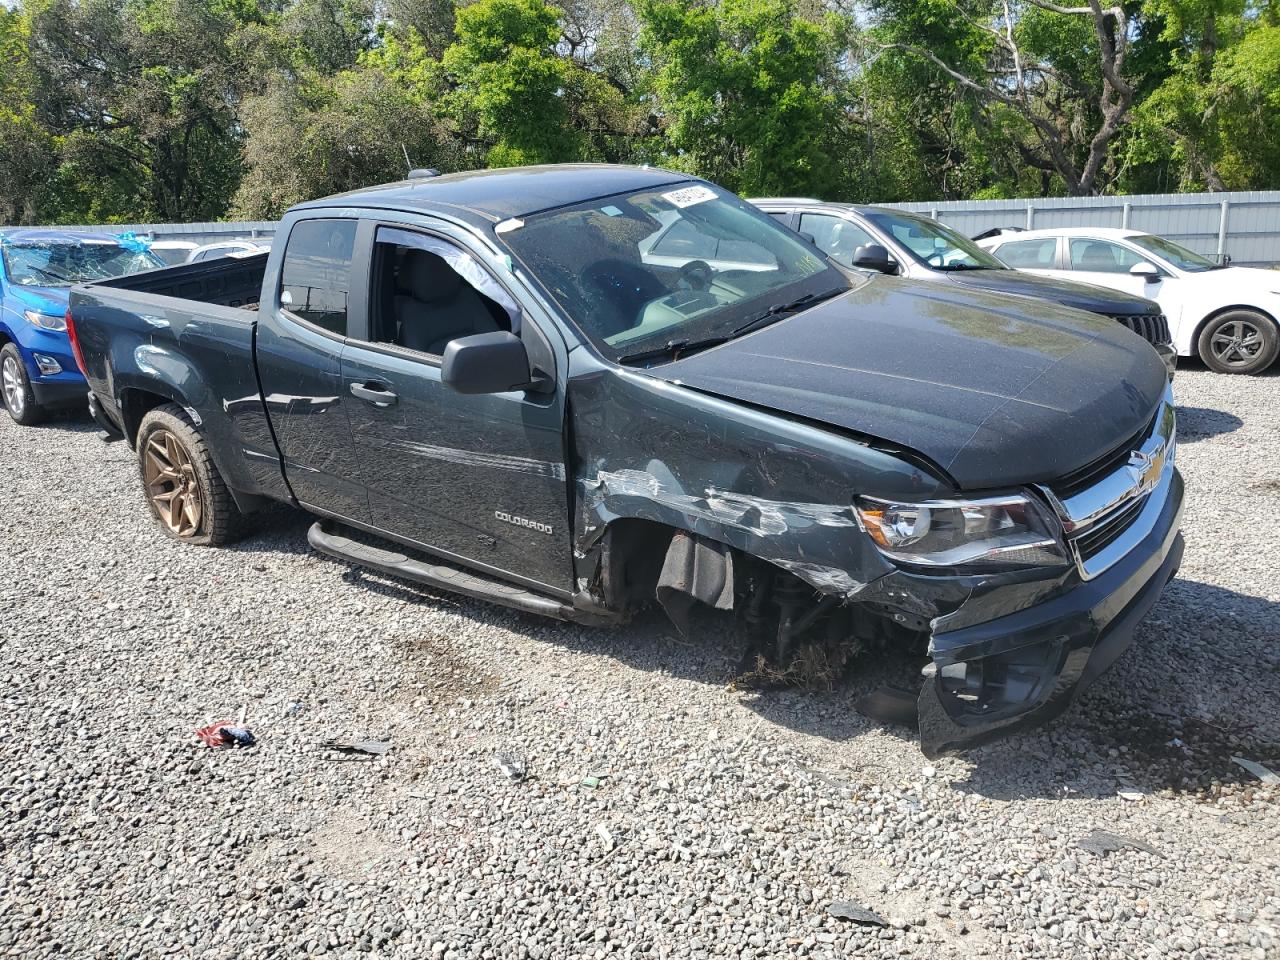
<box><xmin>854</xmin><ymin>492</ymin><xmax>1068</xmax><ymax>569</ymax></box>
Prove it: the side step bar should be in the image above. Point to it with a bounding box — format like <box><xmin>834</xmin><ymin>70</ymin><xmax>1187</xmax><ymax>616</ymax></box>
<box><xmin>306</xmin><ymin>522</ymin><xmax>617</xmax><ymax>626</ymax></box>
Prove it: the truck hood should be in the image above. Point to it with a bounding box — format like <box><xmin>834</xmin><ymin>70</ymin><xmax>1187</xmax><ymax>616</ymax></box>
<box><xmin>941</xmin><ymin>268</ymin><xmax>1160</xmax><ymax>316</ymax></box>
<box><xmin>659</xmin><ymin>277</ymin><xmax>1168</xmax><ymax>490</ymax></box>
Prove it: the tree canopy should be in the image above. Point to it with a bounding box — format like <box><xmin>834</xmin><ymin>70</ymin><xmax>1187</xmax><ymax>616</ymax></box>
<box><xmin>2</xmin><ymin>0</ymin><xmax>1278</xmax><ymax>224</ymax></box>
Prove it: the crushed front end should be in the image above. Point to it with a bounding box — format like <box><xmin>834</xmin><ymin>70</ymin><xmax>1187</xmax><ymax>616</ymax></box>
<box><xmin>910</xmin><ymin>391</ymin><xmax>1183</xmax><ymax>757</ymax></box>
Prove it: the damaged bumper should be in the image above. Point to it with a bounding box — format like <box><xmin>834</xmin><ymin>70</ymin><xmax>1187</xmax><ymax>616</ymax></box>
<box><xmin>917</xmin><ymin>467</ymin><xmax>1185</xmax><ymax>758</ymax></box>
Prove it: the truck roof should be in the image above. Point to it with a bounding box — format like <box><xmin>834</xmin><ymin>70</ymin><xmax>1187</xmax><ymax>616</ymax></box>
<box><xmin>297</xmin><ymin>164</ymin><xmax>694</xmax><ymax>225</ymax></box>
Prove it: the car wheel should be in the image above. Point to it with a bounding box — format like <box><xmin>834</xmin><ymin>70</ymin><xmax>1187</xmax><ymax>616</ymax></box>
<box><xmin>135</xmin><ymin>403</ymin><xmax>247</xmax><ymax>546</ymax></box>
<box><xmin>1</xmin><ymin>343</ymin><xmax>47</xmax><ymax>426</ymax></box>
<box><xmin>1196</xmin><ymin>310</ymin><xmax>1280</xmax><ymax>374</ymax></box>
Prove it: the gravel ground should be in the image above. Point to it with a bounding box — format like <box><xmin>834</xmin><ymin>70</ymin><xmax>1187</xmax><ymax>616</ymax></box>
<box><xmin>2</xmin><ymin>363</ymin><xmax>1278</xmax><ymax>960</ymax></box>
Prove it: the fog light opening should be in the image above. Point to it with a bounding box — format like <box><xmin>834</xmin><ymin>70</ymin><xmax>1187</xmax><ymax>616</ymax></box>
<box><xmin>33</xmin><ymin>354</ymin><xmax>62</xmax><ymax>376</ymax></box>
<box><xmin>930</xmin><ymin>638</ymin><xmax>1065</xmax><ymax>720</ymax></box>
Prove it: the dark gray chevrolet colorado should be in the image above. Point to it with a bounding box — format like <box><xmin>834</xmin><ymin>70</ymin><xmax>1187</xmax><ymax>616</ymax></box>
<box><xmin>68</xmin><ymin>165</ymin><xmax>1183</xmax><ymax>756</ymax></box>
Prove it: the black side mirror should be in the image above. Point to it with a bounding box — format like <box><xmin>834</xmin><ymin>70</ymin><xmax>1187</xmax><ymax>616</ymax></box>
<box><xmin>852</xmin><ymin>243</ymin><xmax>895</xmax><ymax>275</ymax></box>
<box><xmin>441</xmin><ymin>331</ymin><xmax>534</xmax><ymax>394</ymax></box>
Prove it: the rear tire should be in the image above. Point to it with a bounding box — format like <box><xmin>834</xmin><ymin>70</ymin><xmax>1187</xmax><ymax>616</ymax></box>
<box><xmin>136</xmin><ymin>403</ymin><xmax>247</xmax><ymax>546</ymax></box>
<box><xmin>1</xmin><ymin>344</ymin><xmax>48</xmax><ymax>426</ymax></box>
<box><xmin>1196</xmin><ymin>310</ymin><xmax>1279</xmax><ymax>374</ymax></box>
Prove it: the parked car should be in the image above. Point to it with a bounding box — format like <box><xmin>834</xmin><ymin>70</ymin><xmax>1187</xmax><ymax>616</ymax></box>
<box><xmin>186</xmin><ymin>239</ymin><xmax>271</xmax><ymax>263</ymax></box>
<box><xmin>0</xmin><ymin>229</ymin><xmax>164</xmax><ymax>424</ymax></box>
<box><xmin>147</xmin><ymin>239</ymin><xmax>199</xmax><ymax>266</ymax></box>
<box><xmin>975</xmin><ymin>227</ymin><xmax>1280</xmax><ymax>374</ymax></box>
<box><xmin>751</xmin><ymin>200</ymin><xmax>1176</xmax><ymax>375</ymax></box>
<box><xmin>69</xmin><ymin>165</ymin><xmax>1183</xmax><ymax>757</ymax></box>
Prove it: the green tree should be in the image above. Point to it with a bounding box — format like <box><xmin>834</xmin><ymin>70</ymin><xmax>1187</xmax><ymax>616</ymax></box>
<box><xmin>639</xmin><ymin>0</ymin><xmax>847</xmax><ymax>197</ymax></box>
<box><xmin>24</xmin><ymin>0</ymin><xmax>266</xmax><ymax>221</ymax></box>
<box><xmin>0</xmin><ymin>8</ymin><xmax>53</xmax><ymax>224</ymax></box>
<box><xmin>232</xmin><ymin>66</ymin><xmax>461</xmax><ymax>217</ymax></box>
<box><xmin>441</xmin><ymin>0</ymin><xmax>581</xmax><ymax>166</ymax></box>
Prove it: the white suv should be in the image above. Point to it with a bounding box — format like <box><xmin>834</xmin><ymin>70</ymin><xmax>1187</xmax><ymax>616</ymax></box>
<box><xmin>977</xmin><ymin>227</ymin><xmax>1280</xmax><ymax>374</ymax></box>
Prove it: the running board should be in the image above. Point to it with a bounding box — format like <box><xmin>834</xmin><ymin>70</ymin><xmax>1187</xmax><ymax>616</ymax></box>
<box><xmin>306</xmin><ymin>522</ymin><xmax>617</xmax><ymax>626</ymax></box>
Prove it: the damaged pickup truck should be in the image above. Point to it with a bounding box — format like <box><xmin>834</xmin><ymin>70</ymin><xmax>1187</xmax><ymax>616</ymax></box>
<box><xmin>68</xmin><ymin>165</ymin><xmax>1184</xmax><ymax>756</ymax></box>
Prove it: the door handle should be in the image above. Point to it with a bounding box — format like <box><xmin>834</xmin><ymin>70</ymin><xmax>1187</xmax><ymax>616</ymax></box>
<box><xmin>349</xmin><ymin>381</ymin><xmax>398</xmax><ymax>407</ymax></box>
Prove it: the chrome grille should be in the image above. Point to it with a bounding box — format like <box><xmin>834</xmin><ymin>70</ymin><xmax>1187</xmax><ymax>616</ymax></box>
<box><xmin>1038</xmin><ymin>388</ymin><xmax>1177</xmax><ymax>579</ymax></box>
<box><xmin>1110</xmin><ymin>313</ymin><xmax>1171</xmax><ymax>345</ymax></box>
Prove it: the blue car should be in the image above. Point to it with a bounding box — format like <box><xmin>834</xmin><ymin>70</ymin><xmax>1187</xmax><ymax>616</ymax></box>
<box><xmin>1</xmin><ymin>230</ymin><xmax>164</xmax><ymax>424</ymax></box>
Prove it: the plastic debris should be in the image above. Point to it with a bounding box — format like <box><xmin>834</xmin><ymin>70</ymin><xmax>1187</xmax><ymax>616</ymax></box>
<box><xmin>581</xmin><ymin>775</ymin><xmax>601</xmax><ymax>789</ymax></box>
<box><xmin>827</xmin><ymin>901</ymin><xmax>888</xmax><ymax>926</ymax></box>
<box><xmin>1230</xmin><ymin>756</ymin><xmax>1280</xmax><ymax>785</ymax></box>
<box><xmin>322</xmin><ymin>739</ymin><xmax>392</xmax><ymax>757</ymax></box>
<box><xmin>195</xmin><ymin>721</ymin><xmax>256</xmax><ymax>748</ymax></box>
<box><xmin>493</xmin><ymin>752</ymin><xmax>527</xmax><ymax>782</ymax></box>
<box><xmin>595</xmin><ymin>824</ymin><xmax>614</xmax><ymax>850</ymax></box>
<box><xmin>1116</xmin><ymin>788</ymin><xmax>1146</xmax><ymax>802</ymax></box>
<box><xmin>1077</xmin><ymin>829</ymin><xmax>1162</xmax><ymax>858</ymax></box>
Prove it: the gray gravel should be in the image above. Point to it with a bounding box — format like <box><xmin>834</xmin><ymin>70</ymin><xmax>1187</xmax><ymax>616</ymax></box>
<box><xmin>2</xmin><ymin>363</ymin><xmax>1278</xmax><ymax>960</ymax></box>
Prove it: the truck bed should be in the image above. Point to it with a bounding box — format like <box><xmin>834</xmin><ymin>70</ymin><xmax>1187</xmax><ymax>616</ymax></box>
<box><xmin>89</xmin><ymin>252</ymin><xmax>268</xmax><ymax>310</ymax></box>
<box><xmin>70</xmin><ymin>251</ymin><xmax>288</xmax><ymax>506</ymax></box>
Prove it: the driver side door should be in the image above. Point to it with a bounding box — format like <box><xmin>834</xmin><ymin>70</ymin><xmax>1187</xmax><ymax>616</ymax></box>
<box><xmin>339</xmin><ymin>220</ymin><xmax>575</xmax><ymax>594</ymax></box>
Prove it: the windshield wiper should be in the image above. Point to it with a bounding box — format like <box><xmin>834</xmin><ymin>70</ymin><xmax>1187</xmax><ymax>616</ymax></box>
<box><xmin>27</xmin><ymin>264</ymin><xmax>74</xmax><ymax>284</ymax></box>
<box><xmin>935</xmin><ymin>263</ymin><xmax>993</xmax><ymax>271</ymax></box>
<box><xmin>616</xmin><ymin>335</ymin><xmax>732</xmax><ymax>365</ymax></box>
<box><xmin>731</xmin><ymin>287</ymin><xmax>845</xmax><ymax>336</ymax></box>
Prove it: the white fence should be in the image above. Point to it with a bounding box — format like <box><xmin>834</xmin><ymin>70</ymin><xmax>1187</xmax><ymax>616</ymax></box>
<box><xmin>887</xmin><ymin>190</ymin><xmax>1280</xmax><ymax>267</ymax></box>
<box><xmin>6</xmin><ymin>189</ymin><xmax>1280</xmax><ymax>266</ymax></box>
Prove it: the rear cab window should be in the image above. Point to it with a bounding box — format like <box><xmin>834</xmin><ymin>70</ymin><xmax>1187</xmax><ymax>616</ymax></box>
<box><xmin>279</xmin><ymin>219</ymin><xmax>358</xmax><ymax>336</ymax></box>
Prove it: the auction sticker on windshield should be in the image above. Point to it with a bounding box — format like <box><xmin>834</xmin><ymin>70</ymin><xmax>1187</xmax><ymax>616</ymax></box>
<box><xmin>662</xmin><ymin>185</ymin><xmax>717</xmax><ymax>208</ymax></box>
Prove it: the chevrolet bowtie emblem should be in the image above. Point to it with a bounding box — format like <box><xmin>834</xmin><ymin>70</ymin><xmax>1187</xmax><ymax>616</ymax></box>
<box><xmin>1126</xmin><ymin>446</ymin><xmax>1166</xmax><ymax>493</ymax></box>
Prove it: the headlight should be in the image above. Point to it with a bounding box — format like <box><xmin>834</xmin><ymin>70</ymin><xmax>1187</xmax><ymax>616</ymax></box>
<box><xmin>24</xmin><ymin>309</ymin><xmax>67</xmax><ymax>332</ymax></box>
<box><xmin>854</xmin><ymin>493</ymin><xmax>1067</xmax><ymax>568</ymax></box>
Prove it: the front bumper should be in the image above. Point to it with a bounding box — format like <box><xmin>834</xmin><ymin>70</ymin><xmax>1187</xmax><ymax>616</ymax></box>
<box><xmin>10</xmin><ymin>324</ymin><xmax>87</xmax><ymax>409</ymax></box>
<box><xmin>917</xmin><ymin>467</ymin><xmax>1184</xmax><ymax>757</ymax></box>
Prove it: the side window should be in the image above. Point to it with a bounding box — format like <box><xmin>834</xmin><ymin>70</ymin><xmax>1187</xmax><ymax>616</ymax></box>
<box><xmin>799</xmin><ymin>213</ymin><xmax>875</xmax><ymax>267</ymax></box>
<box><xmin>1069</xmin><ymin>238</ymin><xmax>1143</xmax><ymax>273</ymax></box>
<box><xmin>766</xmin><ymin>212</ymin><xmax>790</xmax><ymax>224</ymax></box>
<box><xmin>279</xmin><ymin>219</ymin><xmax>357</xmax><ymax>335</ymax></box>
<box><xmin>367</xmin><ymin>227</ymin><xmax>512</xmax><ymax>357</ymax></box>
<box><xmin>995</xmin><ymin>238</ymin><xmax>1058</xmax><ymax>268</ymax></box>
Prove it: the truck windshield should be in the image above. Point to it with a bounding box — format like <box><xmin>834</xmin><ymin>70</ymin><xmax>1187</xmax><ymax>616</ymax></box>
<box><xmin>498</xmin><ymin>182</ymin><xmax>848</xmax><ymax>362</ymax></box>
<box><xmin>1</xmin><ymin>240</ymin><xmax>164</xmax><ymax>286</ymax></box>
<box><xmin>863</xmin><ymin>210</ymin><xmax>1006</xmax><ymax>272</ymax></box>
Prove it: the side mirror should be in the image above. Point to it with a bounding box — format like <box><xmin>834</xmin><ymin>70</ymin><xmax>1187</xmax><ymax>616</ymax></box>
<box><xmin>1130</xmin><ymin>261</ymin><xmax>1160</xmax><ymax>281</ymax></box>
<box><xmin>441</xmin><ymin>331</ymin><xmax>534</xmax><ymax>394</ymax></box>
<box><xmin>852</xmin><ymin>243</ymin><xmax>895</xmax><ymax>275</ymax></box>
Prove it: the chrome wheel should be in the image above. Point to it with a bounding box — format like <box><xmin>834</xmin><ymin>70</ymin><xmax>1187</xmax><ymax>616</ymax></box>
<box><xmin>1</xmin><ymin>354</ymin><xmax>24</xmax><ymax>418</ymax></box>
<box><xmin>142</xmin><ymin>428</ymin><xmax>203</xmax><ymax>538</ymax></box>
<box><xmin>1209</xmin><ymin>319</ymin><xmax>1265</xmax><ymax>368</ymax></box>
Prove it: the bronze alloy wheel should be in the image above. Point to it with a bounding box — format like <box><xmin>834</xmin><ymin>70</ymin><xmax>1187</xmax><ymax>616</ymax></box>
<box><xmin>143</xmin><ymin>428</ymin><xmax>203</xmax><ymax>537</ymax></box>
